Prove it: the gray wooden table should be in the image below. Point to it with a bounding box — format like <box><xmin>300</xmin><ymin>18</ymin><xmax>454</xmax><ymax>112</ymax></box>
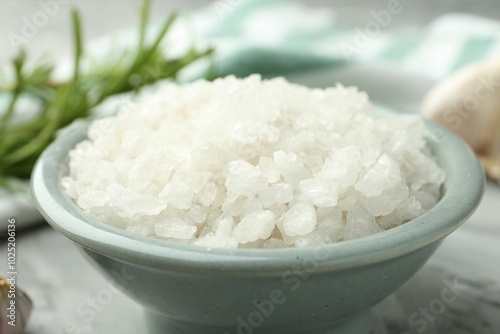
<box><xmin>8</xmin><ymin>182</ymin><xmax>500</xmax><ymax>334</ymax></box>
<box><xmin>1</xmin><ymin>1</ymin><xmax>500</xmax><ymax>333</ymax></box>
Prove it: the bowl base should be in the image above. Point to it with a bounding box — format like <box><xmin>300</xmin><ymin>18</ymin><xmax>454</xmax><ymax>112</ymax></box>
<box><xmin>145</xmin><ymin>310</ymin><xmax>372</xmax><ymax>334</ymax></box>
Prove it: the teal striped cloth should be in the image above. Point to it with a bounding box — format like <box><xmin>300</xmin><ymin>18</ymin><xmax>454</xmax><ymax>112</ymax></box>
<box><xmin>194</xmin><ymin>0</ymin><xmax>500</xmax><ymax>80</ymax></box>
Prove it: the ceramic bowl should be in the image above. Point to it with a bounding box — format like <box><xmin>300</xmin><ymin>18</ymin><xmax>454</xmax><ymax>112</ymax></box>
<box><xmin>31</xmin><ymin>108</ymin><xmax>484</xmax><ymax>334</ymax></box>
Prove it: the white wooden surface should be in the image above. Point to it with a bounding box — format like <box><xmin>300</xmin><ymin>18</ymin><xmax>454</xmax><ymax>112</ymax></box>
<box><xmin>1</xmin><ymin>1</ymin><xmax>500</xmax><ymax>333</ymax></box>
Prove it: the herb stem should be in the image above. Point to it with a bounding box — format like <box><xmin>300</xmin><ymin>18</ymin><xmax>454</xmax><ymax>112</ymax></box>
<box><xmin>0</xmin><ymin>0</ymin><xmax>213</xmax><ymax>186</ymax></box>
<box><xmin>72</xmin><ymin>10</ymin><xmax>83</xmax><ymax>83</ymax></box>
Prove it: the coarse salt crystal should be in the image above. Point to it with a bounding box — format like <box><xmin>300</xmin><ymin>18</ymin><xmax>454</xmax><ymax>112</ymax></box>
<box><xmin>76</xmin><ymin>190</ymin><xmax>110</xmax><ymax>209</ymax></box>
<box><xmin>225</xmin><ymin>160</ymin><xmax>268</xmax><ymax>197</ymax></box>
<box><xmin>193</xmin><ymin>234</ymin><xmax>239</xmax><ymax>249</ymax></box>
<box><xmin>258</xmin><ymin>183</ymin><xmax>294</xmax><ymax>208</ymax></box>
<box><xmin>65</xmin><ymin>75</ymin><xmax>445</xmax><ymax>248</ymax></box>
<box><xmin>355</xmin><ymin>154</ymin><xmax>401</xmax><ymax>197</ymax></box>
<box><xmin>232</xmin><ymin>211</ymin><xmax>275</xmax><ymax>243</ymax></box>
<box><xmin>344</xmin><ymin>203</ymin><xmax>383</xmax><ymax>240</ymax></box>
<box><xmin>283</xmin><ymin>203</ymin><xmax>317</xmax><ymax>237</ymax></box>
<box><xmin>258</xmin><ymin>156</ymin><xmax>281</xmax><ymax>183</ymax></box>
<box><xmin>299</xmin><ymin>178</ymin><xmax>338</xmax><ymax>207</ymax></box>
<box><xmin>155</xmin><ymin>218</ymin><xmax>197</xmax><ymax>239</ymax></box>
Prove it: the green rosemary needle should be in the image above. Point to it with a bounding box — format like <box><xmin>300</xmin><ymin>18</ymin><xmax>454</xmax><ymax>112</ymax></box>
<box><xmin>0</xmin><ymin>0</ymin><xmax>214</xmax><ymax>186</ymax></box>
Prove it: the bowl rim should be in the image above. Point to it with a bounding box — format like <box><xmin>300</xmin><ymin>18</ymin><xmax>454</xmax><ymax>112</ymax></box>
<box><xmin>31</xmin><ymin>106</ymin><xmax>485</xmax><ymax>274</ymax></box>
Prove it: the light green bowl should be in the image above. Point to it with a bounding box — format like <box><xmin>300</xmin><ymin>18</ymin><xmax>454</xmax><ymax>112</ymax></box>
<box><xmin>31</xmin><ymin>107</ymin><xmax>484</xmax><ymax>334</ymax></box>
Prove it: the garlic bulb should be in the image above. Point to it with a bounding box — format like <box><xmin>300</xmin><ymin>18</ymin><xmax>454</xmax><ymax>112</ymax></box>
<box><xmin>421</xmin><ymin>59</ymin><xmax>500</xmax><ymax>181</ymax></box>
<box><xmin>0</xmin><ymin>276</ymin><xmax>33</xmax><ymax>334</ymax></box>
<box><xmin>480</xmin><ymin>155</ymin><xmax>500</xmax><ymax>181</ymax></box>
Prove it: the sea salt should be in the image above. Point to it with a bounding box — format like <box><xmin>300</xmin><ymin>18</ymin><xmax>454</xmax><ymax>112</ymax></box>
<box><xmin>283</xmin><ymin>203</ymin><xmax>317</xmax><ymax>237</ymax></box>
<box><xmin>258</xmin><ymin>183</ymin><xmax>294</xmax><ymax>208</ymax></box>
<box><xmin>232</xmin><ymin>211</ymin><xmax>275</xmax><ymax>244</ymax></box>
<box><xmin>344</xmin><ymin>203</ymin><xmax>383</xmax><ymax>240</ymax></box>
<box><xmin>154</xmin><ymin>218</ymin><xmax>197</xmax><ymax>239</ymax></box>
<box><xmin>64</xmin><ymin>75</ymin><xmax>446</xmax><ymax>248</ymax></box>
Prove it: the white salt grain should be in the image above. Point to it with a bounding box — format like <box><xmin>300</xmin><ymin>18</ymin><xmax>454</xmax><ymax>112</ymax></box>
<box><xmin>344</xmin><ymin>203</ymin><xmax>383</xmax><ymax>240</ymax></box>
<box><xmin>225</xmin><ymin>160</ymin><xmax>268</xmax><ymax>197</ymax></box>
<box><xmin>155</xmin><ymin>218</ymin><xmax>196</xmax><ymax>239</ymax></box>
<box><xmin>299</xmin><ymin>178</ymin><xmax>338</xmax><ymax>207</ymax></box>
<box><xmin>198</xmin><ymin>182</ymin><xmax>218</xmax><ymax>207</ymax></box>
<box><xmin>76</xmin><ymin>191</ymin><xmax>110</xmax><ymax>209</ymax></box>
<box><xmin>126</xmin><ymin>223</ymin><xmax>154</xmax><ymax>236</ymax></box>
<box><xmin>193</xmin><ymin>234</ymin><xmax>239</xmax><ymax>249</ymax></box>
<box><xmin>283</xmin><ymin>203</ymin><xmax>317</xmax><ymax>237</ymax></box>
<box><xmin>159</xmin><ymin>179</ymin><xmax>193</xmax><ymax>210</ymax></box>
<box><xmin>65</xmin><ymin>75</ymin><xmax>445</xmax><ymax>248</ymax></box>
<box><xmin>355</xmin><ymin>154</ymin><xmax>401</xmax><ymax>197</ymax></box>
<box><xmin>258</xmin><ymin>183</ymin><xmax>294</xmax><ymax>208</ymax></box>
<box><xmin>214</xmin><ymin>217</ymin><xmax>235</xmax><ymax>237</ymax></box>
<box><xmin>258</xmin><ymin>156</ymin><xmax>281</xmax><ymax>183</ymax></box>
<box><xmin>188</xmin><ymin>205</ymin><xmax>207</xmax><ymax>224</ymax></box>
<box><xmin>273</xmin><ymin>151</ymin><xmax>312</xmax><ymax>188</ymax></box>
<box><xmin>107</xmin><ymin>183</ymin><xmax>166</xmax><ymax>216</ymax></box>
<box><xmin>232</xmin><ymin>211</ymin><xmax>275</xmax><ymax>244</ymax></box>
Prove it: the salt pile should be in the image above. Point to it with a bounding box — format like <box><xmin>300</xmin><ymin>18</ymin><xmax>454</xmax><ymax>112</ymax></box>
<box><xmin>63</xmin><ymin>75</ymin><xmax>446</xmax><ymax>248</ymax></box>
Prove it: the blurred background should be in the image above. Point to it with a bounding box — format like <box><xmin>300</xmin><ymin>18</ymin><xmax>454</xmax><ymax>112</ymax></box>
<box><xmin>1</xmin><ymin>0</ymin><xmax>500</xmax><ymax>64</ymax></box>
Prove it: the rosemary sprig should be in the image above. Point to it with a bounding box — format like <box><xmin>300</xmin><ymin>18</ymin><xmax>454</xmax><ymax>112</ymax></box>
<box><xmin>0</xmin><ymin>0</ymin><xmax>213</xmax><ymax>186</ymax></box>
